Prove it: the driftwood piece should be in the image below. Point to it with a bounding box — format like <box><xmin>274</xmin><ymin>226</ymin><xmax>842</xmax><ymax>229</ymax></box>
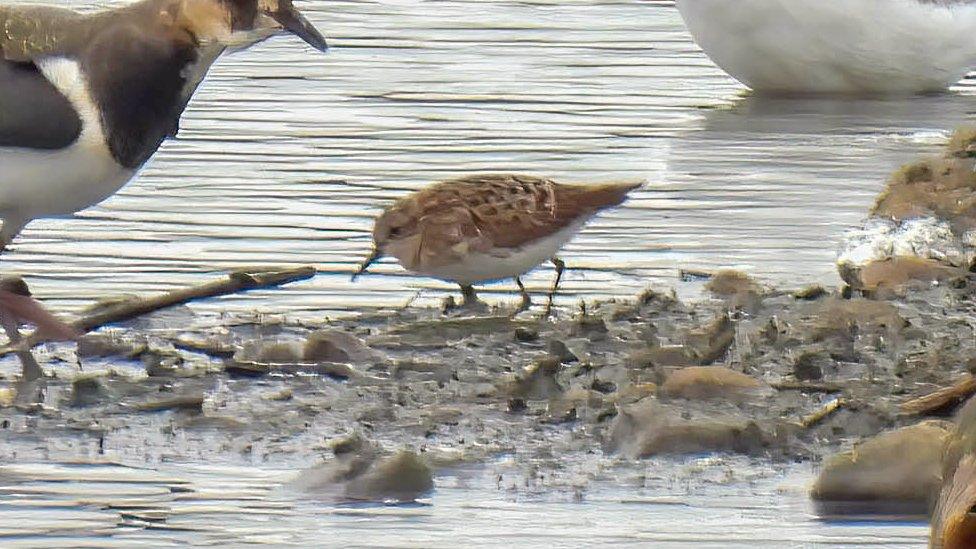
<box><xmin>0</xmin><ymin>266</ymin><xmax>316</xmax><ymax>358</ymax></box>
<box><xmin>801</xmin><ymin>398</ymin><xmax>847</xmax><ymax>428</ymax></box>
<box><xmin>899</xmin><ymin>375</ymin><xmax>976</xmax><ymax>416</ymax></box>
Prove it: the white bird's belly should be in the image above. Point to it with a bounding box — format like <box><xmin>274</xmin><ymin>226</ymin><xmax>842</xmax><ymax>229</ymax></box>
<box><xmin>0</xmin><ymin>144</ymin><xmax>133</xmax><ymax>219</ymax></box>
<box><xmin>416</xmin><ymin>221</ymin><xmax>585</xmax><ymax>285</ymax></box>
<box><xmin>0</xmin><ymin>57</ymin><xmax>134</xmax><ymax>220</ymax></box>
<box><xmin>676</xmin><ymin>0</ymin><xmax>976</xmax><ymax>94</ymax></box>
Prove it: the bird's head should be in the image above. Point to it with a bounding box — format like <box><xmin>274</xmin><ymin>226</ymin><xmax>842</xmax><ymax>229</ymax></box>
<box><xmin>170</xmin><ymin>0</ymin><xmax>328</xmax><ymax>52</ymax></box>
<box><xmin>352</xmin><ymin>207</ymin><xmax>419</xmax><ymax>280</ymax></box>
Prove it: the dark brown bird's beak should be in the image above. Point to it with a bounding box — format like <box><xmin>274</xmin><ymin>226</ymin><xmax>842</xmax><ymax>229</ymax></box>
<box><xmin>351</xmin><ymin>248</ymin><xmax>381</xmax><ymax>281</ymax></box>
<box><xmin>266</xmin><ymin>0</ymin><xmax>328</xmax><ymax>52</ymax></box>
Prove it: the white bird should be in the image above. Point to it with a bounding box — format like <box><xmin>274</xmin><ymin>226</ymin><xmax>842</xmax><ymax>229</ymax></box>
<box><xmin>675</xmin><ymin>0</ymin><xmax>976</xmax><ymax>95</ymax></box>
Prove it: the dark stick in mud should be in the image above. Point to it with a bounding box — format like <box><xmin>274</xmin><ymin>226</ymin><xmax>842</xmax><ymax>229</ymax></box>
<box><xmin>0</xmin><ymin>266</ymin><xmax>317</xmax><ymax>358</ymax></box>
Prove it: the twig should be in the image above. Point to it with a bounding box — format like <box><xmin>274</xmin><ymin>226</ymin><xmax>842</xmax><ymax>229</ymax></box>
<box><xmin>771</xmin><ymin>381</ymin><xmax>844</xmax><ymax>393</ymax></box>
<box><xmin>0</xmin><ymin>266</ymin><xmax>316</xmax><ymax>358</ymax></box>
<box><xmin>899</xmin><ymin>375</ymin><xmax>976</xmax><ymax>416</ymax></box>
<box><xmin>801</xmin><ymin>398</ymin><xmax>847</xmax><ymax>428</ymax></box>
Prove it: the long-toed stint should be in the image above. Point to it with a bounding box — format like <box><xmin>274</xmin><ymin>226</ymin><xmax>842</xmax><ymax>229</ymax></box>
<box><xmin>0</xmin><ymin>0</ymin><xmax>328</xmax><ymax>252</ymax></box>
<box><xmin>676</xmin><ymin>0</ymin><xmax>976</xmax><ymax>95</ymax></box>
<box><xmin>353</xmin><ymin>174</ymin><xmax>642</xmax><ymax>315</ymax></box>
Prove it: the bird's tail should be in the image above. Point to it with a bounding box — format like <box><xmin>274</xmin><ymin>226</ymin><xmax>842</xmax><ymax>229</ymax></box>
<box><xmin>565</xmin><ymin>180</ymin><xmax>643</xmax><ymax>212</ymax></box>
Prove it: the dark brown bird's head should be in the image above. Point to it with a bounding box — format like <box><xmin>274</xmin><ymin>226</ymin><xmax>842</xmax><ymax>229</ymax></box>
<box><xmin>169</xmin><ymin>0</ymin><xmax>328</xmax><ymax>52</ymax></box>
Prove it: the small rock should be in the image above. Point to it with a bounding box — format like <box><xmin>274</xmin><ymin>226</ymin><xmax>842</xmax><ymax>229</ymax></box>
<box><xmin>607</xmin><ymin>399</ymin><xmax>768</xmax><ymax>457</ymax></box>
<box><xmin>502</xmin><ymin>357</ymin><xmax>563</xmax><ymax>400</ymax></box>
<box><xmin>304</xmin><ymin>330</ymin><xmax>379</xmax><ymax>364</ymax></box>
<box><xmin>344</xmin><ymin>451</ymin><xmax>434</xmax><ymax>502</ymax></box>
<box><xmin>573</xmin><ymin>315</ymin><xmax>608</xmax><ymax>340</ymax></box>
<box><xmin>609</xmin><ymin>383</ymin><xmax>657</xmax><ymax>405</ymax></box>
<box><xmin>684</xmin><ymin>314</ymin><xmax>735</xmax><ymax>365</ymax></box>
<box><xmin>811</xmin><ymin>421</ymin><xmax>951</xmax><ymax>505</ymax></box>
<box><xmin>69</xmin><ymin>375</ymin><xmax>112</xmax><ymax>407</ymax></box>
<box><xmin>295</xmin><ymin>443</ymin><xmax>434</xmax><ymax>503</ymax></box>
<box><xmin>547</xmin><ymin>340</ymin><xmax>579</xmax><ymax>363</ymax></box>
<box><xmin>856</xmin><ymin>257</ymin><xmax>964</xmax><ymax>293</ymax></box>
<box><xmin>794</xmin><ymin>284</ymin><xmax>828</xmax><ymax>300</ymax></box>
<box><xmin>660</xmin><ymin>366</ymin><xmax>762</xmax><ymax>401</ymax></box>
<box><xmin>132</xmin><ymin>394</ymin><xmax>205</xmax><ymax>414</ymax></box>
<box><xmin>263</xmin><ymin>388</ymin><xmax>293</xmax><ymax>401</ymax></box>
<box><xmin>76</xmin><ymin>334</ymin><xmax>147</xmax><ymax>360</ymax></box>
<box><xmin>514</xmin><ymin>327</ymin><xmax>539</xmax><ymax>343</ymax></box>
<box><xmin>793</xmin><ymin>350</ymin><xmax>834</xmax><ymax>381</ymax></box>
<box><xmin>507</xmin><ymin>398</ymin><xmax>527</xmax><ymax>413</ymax></box>
<box><xmin>0</xmin><ymin>387</ymin><xmax>15</xmax><ymax>408</ymax></box>
<box><xmin>238</xmin><ymin>340</ymin><xmax>303</xmax><ymax>364</ymax></box>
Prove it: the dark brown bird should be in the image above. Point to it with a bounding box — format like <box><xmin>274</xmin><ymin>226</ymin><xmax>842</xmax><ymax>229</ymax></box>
<box><xmin>0</xmin><ymin>0</ymin><xmax>328</xmax><ymax>253</ymax></box>
<box><xmin>354</xmin><ymin>174</ymin><xmax>642</xmax><ymax>314</ymax></box>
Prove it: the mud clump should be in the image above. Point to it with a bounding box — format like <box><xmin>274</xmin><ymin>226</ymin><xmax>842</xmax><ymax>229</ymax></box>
<box><xmin>293</xmin><ymin>436</ymin><xmax>433</xmax><ymax>502</ymax></box>
<box><xmin>607</xmin><ymin>399</ymin><xmax>770</xmax><ymax>458</ymax></box>
<box><xmin>705</xmin><ymin>270</ymin><xmax>763</xmax><ymax>312</ymax></box>
<box><xmin>811</xmin><ymin>421</ymin><xmax>951</xmax><ymax>505</ymax></box>
<box><xmin>304</xmin><ymin>330</ymin><xmax>380</xmax><ymax>364</ymax></box>
<box><xmin>660</xmin><ymin>366</ymin><xmax>762</xmax><ymax>401</ymax></box>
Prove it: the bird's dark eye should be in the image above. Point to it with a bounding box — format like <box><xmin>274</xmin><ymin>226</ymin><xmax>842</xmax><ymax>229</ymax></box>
<box><xmin>388</xmin><ymin>227</ymin><xmax>402</xmax><ymax>238</ymax></box>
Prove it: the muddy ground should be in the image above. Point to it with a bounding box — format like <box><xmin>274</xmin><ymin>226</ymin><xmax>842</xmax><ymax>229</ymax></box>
<box><xmin>0</xmin><ymin>266</ymin><xmax>970</xmax><ymax>506</ymax></box>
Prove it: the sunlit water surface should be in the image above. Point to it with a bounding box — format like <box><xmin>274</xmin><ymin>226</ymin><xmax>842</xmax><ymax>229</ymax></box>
<box><xmin>0</xmin><ymin>0</ymin><xmax>962</xmax><ymax>545</ymax></box>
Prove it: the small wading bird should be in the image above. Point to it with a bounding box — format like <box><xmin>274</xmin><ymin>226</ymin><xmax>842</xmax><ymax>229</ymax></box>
<box><xmin>676</xmin><ymin>0</ymin><xmax>976</xmax><ymax>95</ymax></box>
<box><xmin>0</xmin><ymin>0</ymin><xmax>328</xmax><ymax>253</ymax></box>
<box><xmin>353</xmin><ymin>174</ymin><xmax>642</xmax><ymax>315</ymax></box>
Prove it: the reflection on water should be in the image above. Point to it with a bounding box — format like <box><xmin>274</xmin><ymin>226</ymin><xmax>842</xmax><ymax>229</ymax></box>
<box><xmin>3</xmin><ymin>0</ymin><xmax>973</xmax><ymax>317</ymax></box>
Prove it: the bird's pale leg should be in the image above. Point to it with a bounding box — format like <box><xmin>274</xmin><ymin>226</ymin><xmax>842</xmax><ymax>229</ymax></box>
<box><xmin>514</xmin><ymin>277</ymin><xmax>532</xmax><ymax>313</ymax></box>
<box><xmin>543</xmin><ymin>257</ymin><xmax>566</xmax><ymax>318</ymax></box>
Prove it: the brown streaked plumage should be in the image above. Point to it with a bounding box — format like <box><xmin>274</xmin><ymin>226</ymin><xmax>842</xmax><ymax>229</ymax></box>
<box><xmin>354</xmin><ymin>174</ymin><xmax>642</xmax><ymax>314</ymax></box>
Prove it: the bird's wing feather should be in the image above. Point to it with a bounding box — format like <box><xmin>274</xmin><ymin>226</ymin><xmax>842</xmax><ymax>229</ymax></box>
<box><xmin>0</xmin><ymin>6</ymin><xmax>89</xmax><ymax>149</ymax></box>
<box><xmin>413</xmin><ymin>174</ymin><xmax>639</xmax><ymax>250</ymax></box>
<box><xmin>0</xmin><ymin>58</ymin><xmax>82</xmax><ymax>149</ymax></box>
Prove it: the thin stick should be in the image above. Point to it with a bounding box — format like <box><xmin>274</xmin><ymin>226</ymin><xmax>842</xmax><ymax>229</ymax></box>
<box><xmin>899</xmin><ymin>375</ymin><xmax>976</xmax><ymax>416</ymax></box>
<box><xmin>0</xmin><ymin>266</ymin><xmax>316</xmax><ymax>358</ymax></box>
<box><xmin>801</xmin><ymin>398</ymin><xmax>847</xmax><ymax>428</ymax></box>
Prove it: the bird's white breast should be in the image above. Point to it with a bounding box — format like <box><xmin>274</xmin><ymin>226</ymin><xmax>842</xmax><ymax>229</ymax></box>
<box><xmin>0</xmin><ymin>58</ymin><xmax>133</xmax><ymax>220</ymax></box>
<box><xmin>416</xmin><ymin>219</ymin><xmax>587</xmax><ymax>285</ymax></box>
<box><xmin>676</xmin><ymin>0</ymin><xmax>976</xmax><ymax>94</ymax></box>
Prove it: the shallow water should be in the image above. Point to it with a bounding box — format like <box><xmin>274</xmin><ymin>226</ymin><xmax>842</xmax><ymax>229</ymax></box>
<box><xmin>0</xmin><ymin>0</ymin><xmax>962</xmax><ymax>545</ymax></box>
<box><xmin>5</xmin><ymin>0</ymin><xmax>976</xmax><ymax>317</ymax></box>
<box><xmin>0</xmin><ymin>461</ymin><xmax>928</xmax><ymax>548</ymax></box>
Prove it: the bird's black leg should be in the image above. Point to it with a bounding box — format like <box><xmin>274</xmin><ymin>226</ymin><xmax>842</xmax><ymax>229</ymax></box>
<box><xmin>514</xmin><ymin>277</ymin><xmax>531</xmax><ymax>313</ymax></box>
<box><xmin>460</xmin><ymin>284</ymin><xmax>489</xmax><ymax>312</ymax></box>
<box><xmin>544</xmin><ymin>257</ymin><xmax>566</xmax><ymax>318</ymax></box>
<box><xmin>0</xmin><ymin>217</ymin><xmax>27</xmax><ymax>255</ymax></box>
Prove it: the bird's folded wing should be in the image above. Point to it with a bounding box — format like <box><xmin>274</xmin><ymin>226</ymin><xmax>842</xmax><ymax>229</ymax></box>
<box><xmin>0</xmin><ymin>59</ymin><xmax>83</xmax><ymax>150</ymax></box>
<box><xmin>0</xmin><ymin>6</ymin><xmax>88</xmax><ymax>150</ymax></box>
